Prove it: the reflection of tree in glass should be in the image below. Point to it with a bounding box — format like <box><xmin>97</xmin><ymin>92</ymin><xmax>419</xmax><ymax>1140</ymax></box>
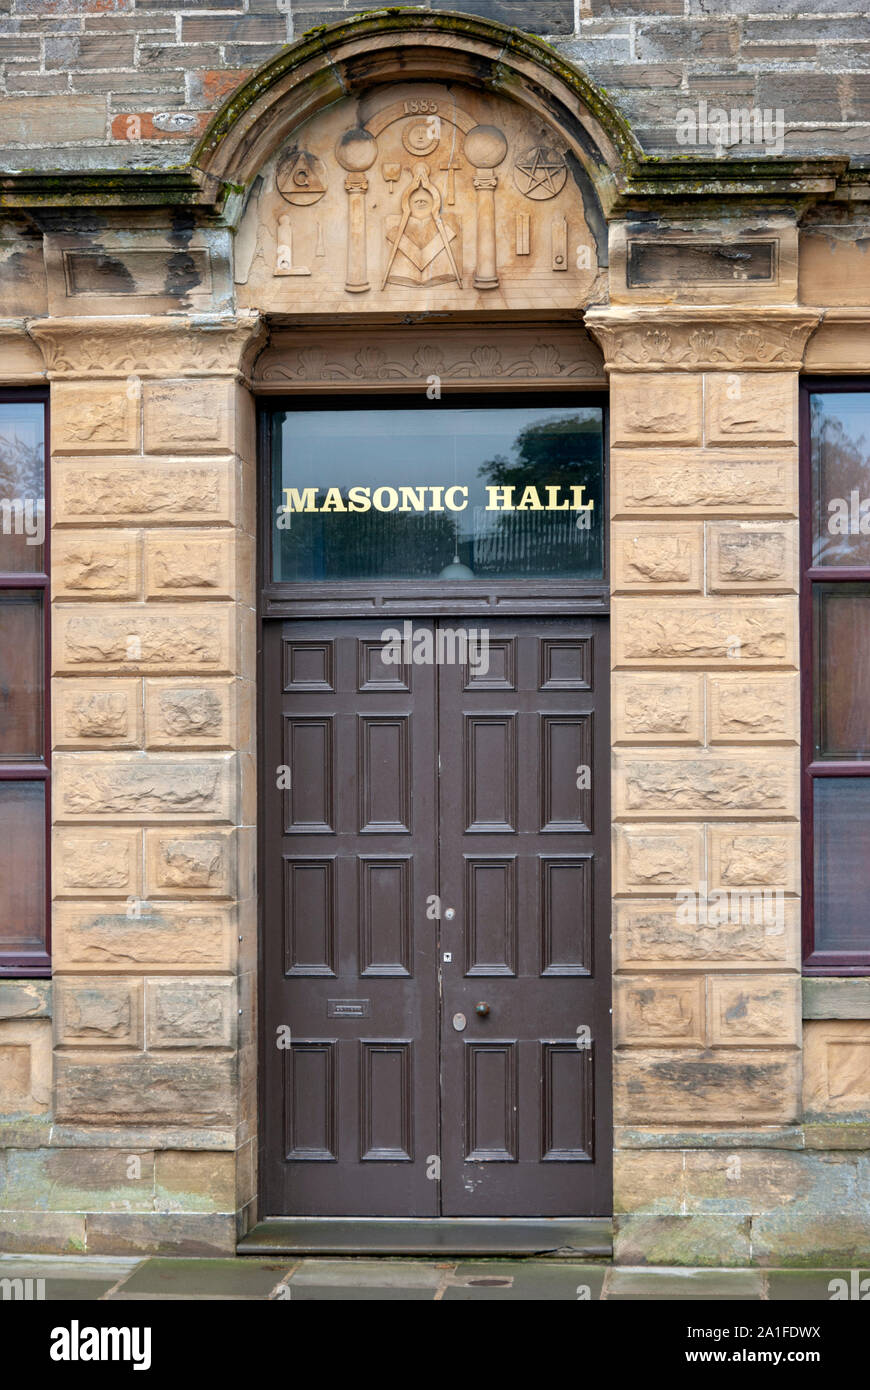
<box><xmin>813</xmin><ymin>400</ymin><xmax>870</xmax><ymax>565</ymax></box>
<box><xmin>277</xmin><ymin>506</ymin><xmax>458</xmax><ymax>581</ymax></box>
<box><xmin>476</xmin><ymin>413</ymin><xmax>603</xmax><ymax>577</ymax></box>
<box><xmin>0</xmin><ymin>425</ymin><xmax>43</xmax><ymax>500</ymax></box>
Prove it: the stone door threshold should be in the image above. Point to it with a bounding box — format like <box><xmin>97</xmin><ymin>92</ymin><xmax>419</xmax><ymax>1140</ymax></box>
<box><xmin>238</xmin><ymin>1217</ymin><xmax>613</xmax><ymax>1258</ymax></box>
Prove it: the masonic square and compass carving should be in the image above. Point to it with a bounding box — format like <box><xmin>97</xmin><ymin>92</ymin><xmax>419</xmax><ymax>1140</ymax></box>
<box><xmin>234</xmin><ymin>83</ymin><xmax>602</xmax><ymax>314</ymax></box>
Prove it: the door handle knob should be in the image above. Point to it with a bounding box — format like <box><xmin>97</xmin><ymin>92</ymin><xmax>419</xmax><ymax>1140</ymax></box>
<box><xmin>475</xmin><ymin>1002</ymin><xmax>491</xmax><ymax>1017</ymax></box>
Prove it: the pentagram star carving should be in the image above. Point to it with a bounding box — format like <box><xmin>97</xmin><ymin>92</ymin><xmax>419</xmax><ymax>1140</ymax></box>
<box><xmin>513</xmin><ymin>146</ymin><xmax>568</xmax><ymax>201</ymax></box>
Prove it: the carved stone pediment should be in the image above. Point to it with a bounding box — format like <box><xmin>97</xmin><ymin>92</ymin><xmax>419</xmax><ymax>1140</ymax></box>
<box><xmin>235</xmin><ymin>82</ymin><xmax>607</xmax><ymax>315</ymax></box>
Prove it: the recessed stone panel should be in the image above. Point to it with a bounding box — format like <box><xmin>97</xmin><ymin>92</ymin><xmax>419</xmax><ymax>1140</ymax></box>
<box><xmin>613</xmin><ymin>823</ymin><xmax>704</xmax><ymax>895</ymax></box>
<box><xmin>53</xmin><ymin>530</ymin><xmax>141</xmax><ymax>600</ymax></box>
<box><xmin>54</xmin><ymin>679</ymin><xmax>143</xmax><ymax>750</ymax></box>
<box><xmin>54</xmin><ymin>458</ymin><xmax>235</xmax><ymax>527</ymax></box>
<box><xmin>612</xmin><ymin>673</ymin><xmax>703</xmax><ymax>744</ymax></box>
<box><xmin>144</xmin><ymin>680</ymin><xmax>233</xmax><ymax>749</ymax></box>
<box><xmin>613</xmin><ymin>597</ymin><xmax>796</xmax><ymax>668</ymax></box>
<box><xmin>610</xmin><ymin>372</ymin><xmax>703</xmax><ymax>447</ymax></box>
<box><xmin>53</xmin><ymin>605</ymin><xmax>235</xmax><ymax>676</ymax></box>
<box><xmin>144</xmin><ymin>828</ymin><xmax>234</xmax><ymax>898</ymax></box>
<box><xmin>54</xmin><ymin>828</ymin><xmax>142</xmax><ymax>899</ymax></box>
<box><xmin>707</xmin><ymin>673</ymin><xmax>799</xmax><ymax>744</ymax></box>
<box><xmin>704</xmin><ymin>373</ymin><xmax>797</xmax><ymax>447</ymax></box>
<box><xmin>52</xmin><ymin>380</ymin><xmax>140</xmax><ymax>455</ymax></box>
<box><xmin>613</xmin><ymin>749</ymin><xmax>800</xmax><ymax>820</ymax></box>
<box><xmin>612</xmin><ymin>522</ymin><xmax>703</xmax><ymax>592</ymax></box>
<box><xmin>54</xmin><ymin>753</ymin><xmax>235</xmax><ymax>823</ymax></box>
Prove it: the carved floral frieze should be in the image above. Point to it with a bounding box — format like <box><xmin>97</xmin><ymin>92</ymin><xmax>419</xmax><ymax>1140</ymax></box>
<box><xmin>586</xmin><ymin>309</ymin><xmax>820</xmax><ymax>370</ymax></box>
<box><xmin>28</xmin><ymin>315</ymin><xmax>265</xmax><ymax>378</ymax></box>
<box><xmin>253</xmin><ymin>329</ymin><xmax>605</xmax><ymax>389</ymax></box>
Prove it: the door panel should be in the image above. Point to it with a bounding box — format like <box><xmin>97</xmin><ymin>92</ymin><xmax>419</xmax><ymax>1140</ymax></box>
<box><xmin>438</xmin><ymin>618</ymin><xmax>610</xmax><ymax>1215</ymax></box>
<box><xmin>262</xmin><ymin>616</ymin><xmax>610</xmax><ymax>1218</ymax></box>
<box><xmin>262</xmin><ymin>620</ymin><xmax>439</xmax><ymax>1216</ymax></box>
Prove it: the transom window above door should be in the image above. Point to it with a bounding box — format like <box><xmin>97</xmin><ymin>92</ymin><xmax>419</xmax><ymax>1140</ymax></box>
<box><xmin>268</xmin><ymin>400</ymin><xmax>605</xmax><ymax>583</ymax></box>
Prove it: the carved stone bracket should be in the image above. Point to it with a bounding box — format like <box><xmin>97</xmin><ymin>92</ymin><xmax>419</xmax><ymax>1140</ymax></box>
<box><xmin>252</xmin><ymin>324</ymin><xmax>605</xmax><ymax>391</ymax></box>
<box><xmin>27</xmin><ymin>313</ymin><xmax>266</xmax><ymax>379</ymax></box>
<box><xmin>585</xmin><ymin>307</ymin><xmax>821</xmax><ymax>371</ymax></box>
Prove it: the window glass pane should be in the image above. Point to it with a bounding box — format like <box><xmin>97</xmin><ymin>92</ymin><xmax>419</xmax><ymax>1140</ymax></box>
<box><xmin>0</xmin><ymin>402</ymin><xmax>45</xmax><ymax>573</ymax></box>
<box><xmin>812</xmin><ymin>392</ymin><xmax>870</xmax><ymax>567</ymax></box>
<box><xmin>814</xmin><ymin>778</ymin><xmax>870</xmax><ymax>954</ymax></box>
<box><xmin>271</xmin><ymin>404</ymin><xmax>604</xmax><ymax>581</ymax></box>
<box><xmin>0</xmin><ymin>591</ymin><xmax>44</xmax><ymax>759</ymax></box>
<box><xmin>814</xmin><ymin>582</ymin><xmax>870</xmax><ymax>759</ymax></box>
<box><xmin>0</xmin><ymin>782</ymin><xmax>45</xmax><ymax>951</ymax></box>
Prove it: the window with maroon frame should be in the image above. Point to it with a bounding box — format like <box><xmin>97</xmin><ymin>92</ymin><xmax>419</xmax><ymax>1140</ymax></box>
<box><xmin>0</xmin><ymin>390</ymin><xmax>49</xmax><ymax>976</ymax></box>
<box><xmin>803</xmin><ymin>381</ymin><xmax>870</xmax><ymax>973</ymax></box>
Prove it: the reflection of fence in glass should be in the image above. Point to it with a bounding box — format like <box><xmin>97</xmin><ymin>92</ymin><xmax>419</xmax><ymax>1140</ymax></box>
<box><xmin>469</xmin><ymin>505</ymin><xmax>597</xmax><ymax>576</ymax></box>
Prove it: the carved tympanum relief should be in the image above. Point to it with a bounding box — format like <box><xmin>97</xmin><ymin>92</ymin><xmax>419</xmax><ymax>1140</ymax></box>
<box><xmin>235</xmin><ymin>84</ymin><xmax>604</xmax><ymax>312</ymax></box>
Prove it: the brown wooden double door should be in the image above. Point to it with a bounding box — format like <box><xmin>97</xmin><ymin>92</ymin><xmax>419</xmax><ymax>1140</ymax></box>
<box><xmin>261</xmin><ymin>616</ymin><xmax>611</xmax><ymax>1217</ymax></box>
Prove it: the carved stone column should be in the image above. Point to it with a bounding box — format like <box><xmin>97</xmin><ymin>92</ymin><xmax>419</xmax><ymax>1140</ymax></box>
<box><xmin>463</xmin><ymin>125</ymin><xmax>507</xmax><ymax>292</ymax></box>
<box><xmin>335</xmin><ymin>127</ymin><xmax>378</xmax><ymax>295</ymax></box>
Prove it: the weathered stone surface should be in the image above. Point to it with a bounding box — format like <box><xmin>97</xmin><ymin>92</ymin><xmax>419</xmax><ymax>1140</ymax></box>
<box><xmin>613</xmin><ymin>597</ymin><xmax>795</xmax><ymax>667</ymax></box>
<box><xmin>55</xmin><ymin>1054</ymin><xmax>235</xmax><ymax>1125</ymax></box>
<box><xmin>610</xmin><ymin>372</ymin><xmax>702</xmax><ymax>446</ymax></box>
<box><xmin>54</xmin><ymin>980</ymin><xmax>142</xmax><ymax>1048</ymax></box>
<box><xmin>1</xmin><ymin>1147</ymin><xmax>155</xmax><ymax>1213</ymax></box>
<box><xmin>614</xmin><ymin>1049</ymin><xmax>801</xmax><ymax>1123</ymax></box>
<box><xmin>144</xmin><ymin>829</ymin><xmax>233</xmax><ymax>898</ymax></box>
<box><xmin>144</xmin><ymin>680</ymin><xmax>232</xmax><ymax>749</ymax></box>
<box><xmin>612</xmin><ymin>673</ymin><xmax>703</xmax><ymax>744</ymax></box>
<box><xmin>143</xmin><ymin>379</ymin><xmax>235</xmax><ymax>454</ymax></box>
<box><xmin>53</xmin><ymin>530</ymin><xmax>141</xmax><ymax>600</ymax></box>
<box><xmin>613</xmin><ymin>1214</ymin><xmax>753</xmax><ymax>1268</ymax></box>
<box><xmin>53</xmin><ymin>902</ymin><xmax>233</xmax><ymax>973</ymax></box>
<box><xmin>706</xmin><ymin>673</ymin><xmax>799</xmax><ymax>743</ymax></box>
<box><xmin>707</xmin><ymin>521</ymin><xmax>798</xmax><ymax>592</ymax></box>
<box><xmin>55</xmin><ymin>458</ymin><xmax>235</xmax><ymax>526</ymax></box>
<box><xmin>708</xmin><ymin>824</ymin><xmax>798</xmax><ymax>891</ymax></box>
<box><xmin>613</xmin><ymin>749</ymin><xmax>799</xmax><ymax>819</ymax></box>
<box><xmin>52</xmin><ymin>380</ymin><xmax>139</xmax><ymax>455</ymax></box>
<box><xmin>614</xmin><ymin>824</ymin><xmax>703</xmax><ymax>892</ymax></box>
<box><xmin>705</xmin><ymin>372</ymin><xmax>797</xmax><ymax>446</ymax></box>
<box><xmin>145</xmin><ymin>979</ymin><xmax>234</xmax><ymax>1049</ymax></box>
<box><xmin>615</xmin><ymin>975</ymin><xmax>706</xmax><ymax>1046</ymax></box>
<box><xmin>54</xmin><ymin>828</ymin><xmax>142</xmax><ymax>897</ymax></box>
<box><xmin>612</xmin><ymin>522</ymin><xmax>702</xmax><ymax>591</ymax></box>
<box><xmin>709</xmin><ymin>975</ymin><xmax>800</xmax><ymax>1046</ymax></box>
<box><xmin>54</xmin><ymin>754</ymin><xmax>234</xmax><ymax>822</ymax></box>
<box><xmin>0</xmin><ymin>1020</ymin><xmax>51</xmax><ymax>1116</ymax></box>
<box><xmin>682</xmin><ymin>1150</ymin><xmax>822</xmax><ymax>1216</ymax></box>
<box><xmin>803</xmin><ymin>1021</ymin><xmax>870</xmax><ymax>1120</ymax></box>
<box><xmin>85</xmin><ymin>1212</ymin><xmax>235</xmax><ymax>1257</ymax></box>
<box><xmin>54</xmin><ymin>605</ymin><xmax>235</xmax><ymax>676</ymax></box>
<box><xmin>0</xmin><ymin>1211</ymin><xmax>86</xmax><ymax>1255</ymax></box>
<box><xmin>54</xmin><ymin>680</ymin><xmax>143</xmax><ymax>750</ymax></box>
<box><xmin>0</xmin><ymin>981</ymin><xmax>51</xmax><ymax>1021</ymax></box>
<box><xmin>144</xmin><ymin>530</ymin><xmax>240</xmax><ymax>600</ymax></box>
<box><xmin>613</xmin><ymin>1150</ymin><xmax>685</xmax><ymax>1214</ymax></box>
<box><xmin>613</xmin><ymin>899</ymin><xmax>799</xmax><ymax>971</ymax></box>
<box><xmin>803</xmin><ymin>977</ymin><xmax>870</xmax><ymax>1021</ymax></box>
<box><xmin>612</xmin><ymin>448</ymin><xmax>798</xmax><ymax>518</ymax></box>
<box><xmin>153</xmin><ymin>1150</ymin><xmax>236</xmax><ymax>1212</ymax></box>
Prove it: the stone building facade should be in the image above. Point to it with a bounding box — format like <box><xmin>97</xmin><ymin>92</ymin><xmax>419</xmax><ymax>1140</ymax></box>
<box><xmin>1</xmin><ymin>3</ymin><xmax>869</xmax><ymax>1263</ymax></box>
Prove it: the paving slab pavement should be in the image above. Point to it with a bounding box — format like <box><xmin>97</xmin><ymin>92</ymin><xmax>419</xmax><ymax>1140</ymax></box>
<box><xmin>2</xmin><ymin>1254</ymin><xmax>868</xmax><ymax>1301</ymax></box>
